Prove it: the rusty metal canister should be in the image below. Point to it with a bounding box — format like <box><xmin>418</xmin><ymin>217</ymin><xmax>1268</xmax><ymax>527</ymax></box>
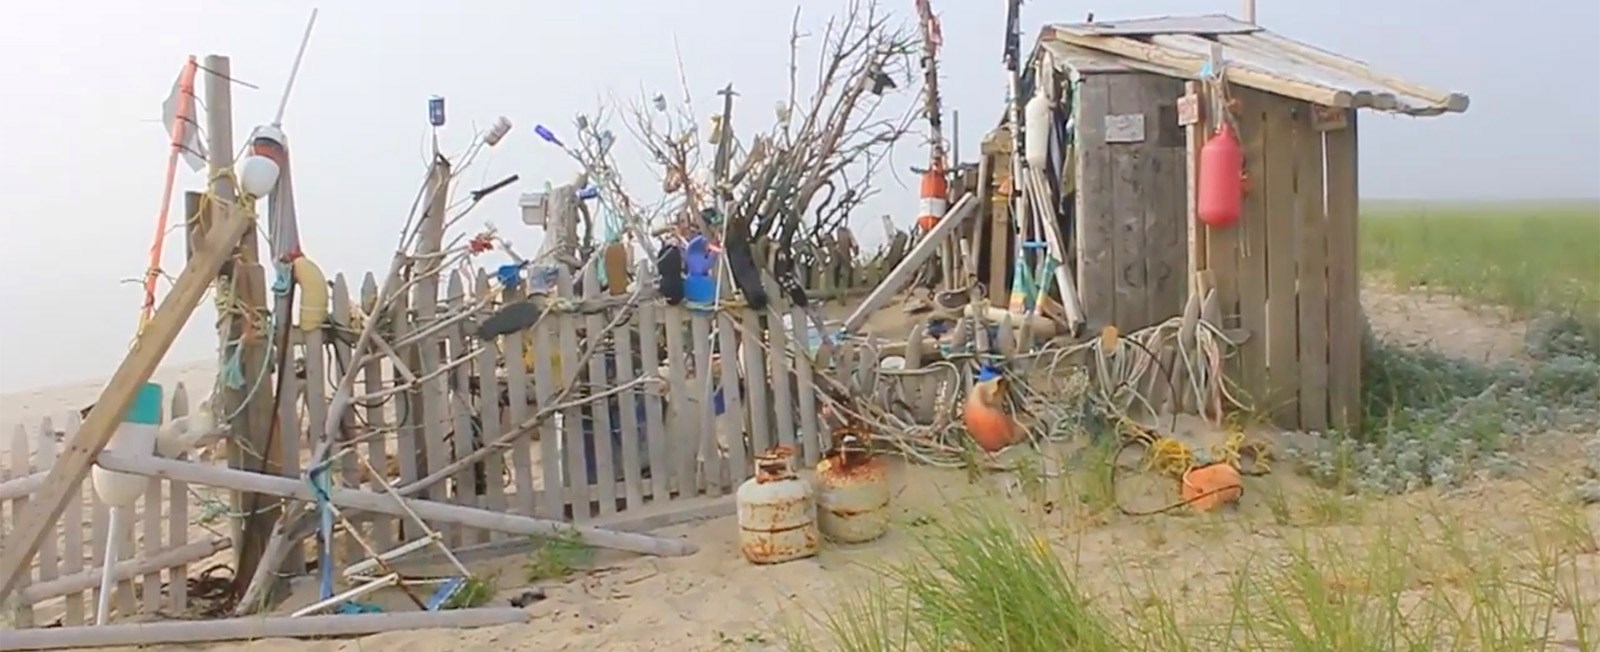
<box><xmin>736</xmin><ymin>445</ymin><xmax>820</xmax><ymax>564</ymax></box>
<box><xmin>815</xmin><ymin>435</ymin><xmax>891</xmax><ymax>543</ymax></box>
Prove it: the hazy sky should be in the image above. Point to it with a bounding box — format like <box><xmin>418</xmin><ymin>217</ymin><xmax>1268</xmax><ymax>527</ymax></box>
<box><xmin>0</xmin><ymin>0</ymin><xmax>1596</xmax><ymax>395</ymax></box>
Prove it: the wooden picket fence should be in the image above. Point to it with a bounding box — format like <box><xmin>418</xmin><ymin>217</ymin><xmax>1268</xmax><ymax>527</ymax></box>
<box><xmin>1</xmin><ymin>385</ymin><xmax>214</xmax><ymax>629</ymax></box>
<box><xmin>0</xmin><ymin>251</ymin><xmax>922</xmax><ymax>628</ymax></box>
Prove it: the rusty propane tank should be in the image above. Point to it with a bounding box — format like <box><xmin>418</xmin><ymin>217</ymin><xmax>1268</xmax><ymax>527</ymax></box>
<box><xmin>816</xmin><ymin>432</ymin><xmax>890</xmax><ymax>543</ymax></box>
<box><xmin>736</xmin><ymin>445</ymin><xmax>820</xmax><ymax>564</ymax></box>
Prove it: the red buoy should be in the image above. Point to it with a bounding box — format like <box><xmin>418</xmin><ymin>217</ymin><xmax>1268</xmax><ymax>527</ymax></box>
<box><xmin>1197</xmin><ymin>123</ymin><xmax>1244</xmax><ymax>228</ymax></box>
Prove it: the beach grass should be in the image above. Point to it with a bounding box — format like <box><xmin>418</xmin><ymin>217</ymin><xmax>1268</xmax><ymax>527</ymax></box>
<box><xmin>782</xmin><ymin>484</ymin><xmax>1597</xmax><ymax>652</ymax></box>
<box><xmin>782</xmin><ymin>200</ymin><xmax>1600</xmax><ymax>651</ymax></box>
<box><xmin>1360</xmin><ymin>200</ymin><xmax>1599</xmax><ymax>346</ymax></box>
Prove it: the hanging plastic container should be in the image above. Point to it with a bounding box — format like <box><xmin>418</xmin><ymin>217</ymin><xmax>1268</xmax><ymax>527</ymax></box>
<box><xmin>92</xmin><ymin>382</ymin><xmax>164</xmax><ymax>508</ymax></box>
<box><xmin>1024</xmin><ymin>92</ymin><xmax>1053</xmax><ymax>169</ymax></box>
<box><xmin>736</xmin><ymin>445</ymin><xmax>820</xmax><ymax>564</ymax></box>
<box><xmin>815</xmin><ymin>433</ymin><xmax>890</xmax><ymax>543</ymax></box>
<box><xmin>427</xmin><ymin>95</ymin><xmax>446</xmax><ymax>127</ymax></box>
<box><xmin>484</xmin><ymin>116</ymin><xmax>513</xmax><ymax>146</ymax></box>
<box><xmin>1197</xmin><ymin>123</ymin><xmax>1244</xmax><ymax>228</ymax></box>
<box><xmin>962</xmin><ymin>366</ymin><xmax>1019</xmax><ymax>453</ymax></box>
<box><xmin>682</xmin><ymin>235</ymin><xmax>717</xmax><ymax>304</ymax></box>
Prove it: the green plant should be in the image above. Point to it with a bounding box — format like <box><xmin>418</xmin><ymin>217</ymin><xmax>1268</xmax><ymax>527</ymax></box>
<box><xmin>786</xmin><ymin>499</ymin><xmax>1126</xmax><ymax>652</ymax></box>
<box><xmin>443</xmin><ymin>573</ymin><xmax>498</xmax><ymax>610</ymax></box>
<box><xmin>525</xmin><ymin>529</ymin><xmax>594</xmax><ymax>582</ymax></box>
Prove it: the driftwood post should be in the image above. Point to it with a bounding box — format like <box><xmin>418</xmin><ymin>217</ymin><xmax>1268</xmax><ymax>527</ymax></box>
<box><xmin>202</xmin><ymin>55</ymin><xmax>279</xmax><ymax>595</ymax></box>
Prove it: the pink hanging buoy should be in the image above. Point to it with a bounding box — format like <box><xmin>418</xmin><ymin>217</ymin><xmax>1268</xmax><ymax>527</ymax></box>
<box><xmin>1197</xmin><ymin>123</ymin><xmax>1244</xmax><ymax>228</ymax></box>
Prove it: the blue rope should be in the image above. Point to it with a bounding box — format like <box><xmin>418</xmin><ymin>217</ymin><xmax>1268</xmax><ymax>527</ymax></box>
<box><xmin>308</xmin><ymin>466</ymin><xmax>335</xmax><ymax>602</ymax></box>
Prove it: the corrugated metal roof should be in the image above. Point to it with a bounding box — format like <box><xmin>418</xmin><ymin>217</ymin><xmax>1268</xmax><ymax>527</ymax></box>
<box><xmin>1041</xmin><ymin>14</ymin><xmax>1469</xmax><ymax>117</ymax></box>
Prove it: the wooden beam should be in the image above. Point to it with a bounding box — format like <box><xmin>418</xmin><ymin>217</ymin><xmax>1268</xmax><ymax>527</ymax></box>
<box><xmin>0</xmin><ymin>204</ymin><xmax>255</xmax><ymax>604</ymax></box>
<box><xmin>0</xmin><ymin>608</ymin><xmax>532</xmax><ymax>651</ymax></box>
<box><xmin>843</xmin><ymin>194</ymin><xmax>976</xmax><ymax>333</ymax></box>
<box><xmin>18</xmin><ymin>537</ymin><xmax>231</xmax><ymax>606</ymax></box>
<box><xmin>90</xmin><ymin>451</ymin><xmax>699</xmax><ymax>558</ymax></box>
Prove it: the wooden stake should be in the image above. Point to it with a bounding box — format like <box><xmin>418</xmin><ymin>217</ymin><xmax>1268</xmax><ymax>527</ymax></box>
<box><xmin>0</xmin><ymin>608</ymin><xmax>532</xmax><ymax>651</ymax></box>
<box><xmin>0</xmin><ymin>203</ymin><xmax>256</xmax><ymax>603</ymax></box>
<box><xmin>843</xmin><ymin>194</ymin><xmax>976</xmax><ymax>333</ymax></box>
<box><xmin>202</xmin><ymin>54</ymin><xmax>279</xmax><ymax>595</ymax></box>
<box><xmin>92</xmin><ymin>451</ymin><xmax>700</xmax><ymax>558</ymax></box>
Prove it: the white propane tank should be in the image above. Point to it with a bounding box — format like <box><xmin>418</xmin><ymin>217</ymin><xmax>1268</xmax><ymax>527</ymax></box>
<box><xmin>91</xmin><ymin>382</ymin><xmax>164</xmax><ymax>508</ymax></box>
<box><xmin>815</xmin><ymin>434</ymin><xmax>891</xmax><ymax>543</ymax></box>
<box><xmin>736</xmin><ymin>446</ymin><xmax>820</xmax><ymax>564</ymax></box>
<box><xmin>1024</xmin><ymin>92</ymin><xmax>1053</xmax><ymax>169</ymax></box>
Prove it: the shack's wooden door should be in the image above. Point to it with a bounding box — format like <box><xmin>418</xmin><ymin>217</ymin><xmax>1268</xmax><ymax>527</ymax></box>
<box><xmin>1072</xmin><ymin>72</ymin><xmax>1188</xmax><ymax>333</ymax></box>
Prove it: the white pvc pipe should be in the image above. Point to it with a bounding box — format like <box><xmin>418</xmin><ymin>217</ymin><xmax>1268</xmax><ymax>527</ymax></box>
<box><xmin>94</xmin><ymin>507</ymin><xmax>126</xmax><ymax>626</ymax></box>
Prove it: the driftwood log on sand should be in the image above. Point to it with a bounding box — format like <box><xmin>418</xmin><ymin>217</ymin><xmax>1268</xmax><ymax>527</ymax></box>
<box><xmin>95</xmin><ymin>451</ymin><xmax>698</xmax><ymax>558</ymax></box>
<box><xmin>0</xmin><ymin>608</ymin><xmax>532</xmax><ymax>651</ymax></box>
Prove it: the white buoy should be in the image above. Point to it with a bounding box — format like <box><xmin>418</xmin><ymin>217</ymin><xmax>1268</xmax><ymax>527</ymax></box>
<box><xmin>90</xmin><ymin>382</ymin><xmax>163</xmax><ymax>626</ymax></box>
<box><xmin>1024</xmin><ymin>92</ymin><xmax>1053</xmax><ymax>170</ymax></box>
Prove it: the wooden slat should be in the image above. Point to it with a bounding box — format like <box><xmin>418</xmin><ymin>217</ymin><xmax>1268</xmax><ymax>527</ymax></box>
<box><xmin>1183</xmin><ymin>81</ymin><xmax>1209</xmax><ymax>304</ymax></box>
<box><xmin>554</xmin><ymin>267</ymin><xmax>589</xmax><ymax>520</ymax></box>
<box><xmin>789</xmin><ymin>307</ymin><xmax>822</xmax><ymax>465</ymax></box>
<box><xmin>59</xmin><ymin>415</ymin><xmax>86</xmax><ymax>625</ymax></box>
<box><xmin>688</xmin><ymin>311</ymin><xmax>719</xmax><ymax>496</ymax></box>
<box><xmin>1260</xmin><ymin>93</ymin><xmax>1302</xmax><ymax>426</ymax></box>
<box><xmin>11</xmin><ymin>427</ymin><xmax>36</xmax><ymax>626</ymax></box>
<box><xmin>389</xmin><ymin>287</ymin><xmax>421</xmax><ymax>541</ymax></box>
<box><xmin>636</xmin><ymin>303</ymin><xmax>671</xmax><ymax>503</ymax></box>
<box><xmin>114</xmin><ymin>500</ymin><xmax>135</xmax><ymax>617</ymax></box>
<box><xmin>445</xmin><ymin>274</ymin><xmax>482</xmax><ymax>540</ymax></box>
<box><xmin>613</xmin><ymin>306</ymin><xmax>645</xmax><ymax>511</ymax></box>
<box><xmin>472</xmin><ymin>272</ymin><xmax>508</xmax><ymax>534</ymax></box>
<box><xmin>1233</xmin><ymin>88</ymin><xmax>1271</xmax><ymax>407</ymax></box>
<box><xmin>140</xmin><ymin>450</ymin><xmax>162</xmax><ymax>614</ymax></box>
<box><xmin>330</xmin><ymin>275</ymin><xmax>363</xmax><ymax>557</ymax></box>
<box><xmin>303</xmin><ymin>313</ymin><xmax>331</xmax><ymax>563</ymax></box>
<box><xmin>1074</xmin><ymin>76</ymin><xmax>1116</xmax><ymax>329</ymax></box>
<box><xmin>1107</xmin><ymin>74</ymin><xmax>1150</xmax><ymax>330</ymax></box>
<box><xmin>411</xmin><ymin>159</ymin><xmax>453</xmax><ymax>543</ymax></box>
<box><xmin>357</xmin><ymin>273</ymin><xmax>394</xmax><ymax>549</ymax></box>
<box><xmin>662</xmin><ymin>306</ymin><xmax>696</xmax><ymax>495</ymax></box>
<box><xmin>741</xmin><ymin>309</ymin><xmax>771</xmax><ymax>460</ymax></box>
<box><xmin>581</xmin><ymin>271</ymin><xmax>618</xmax><ymax>517</ymax></box>
<box><xmin>506</xmin><ymin>282</ymin><xmax>542</xmax><ymax>518</ymax></box>
<box><xmin>1143</xmin><ymin>77</ymin><xmax>1187</xmax><ymax>323</ymax></box>
<box><xmin>1323</xmin><ymin>111</ymin><xmax>1362</xmax><ymax>433</ymax></box>
<box><xmin>717</xmin><ymin>309</ymin><xmax>748</xmax><ymax>489</ymax></box>
<box><xmin>35</xmin><ymin>423</ymin><xmax>60</xmax><ymax>624</ymax></box>
<box><xmin>1295</xmin><ymin>106</ymin><xmax>1331</xmax><ymax>431</ymax></box>
<box><xmin>165</xmin><ymin>392</ymin><xmax>189</xmax><ymax>613</ymax></box>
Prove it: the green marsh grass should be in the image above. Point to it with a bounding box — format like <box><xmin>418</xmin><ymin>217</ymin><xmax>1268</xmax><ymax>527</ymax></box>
<box><xmin>1361</xmin><ymin>201</ymin><xmax>1599</xmax><ymax>348</ymax></box>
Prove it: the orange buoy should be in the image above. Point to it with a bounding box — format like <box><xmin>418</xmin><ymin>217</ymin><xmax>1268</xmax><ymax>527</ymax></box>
<box><xmin>916</xmin><ymin>167</ymin><xmax>948</xmax><ymax>234</ymax></box>
<box><xmin>962</xmin><ymin>369</ymin><xmax>1019</xmax><ymax>453</ymax></box>
<box><xmin>1180</xmin><ymin>463</ymin><xmax>1243</xmax><ymax>512</ymax></box>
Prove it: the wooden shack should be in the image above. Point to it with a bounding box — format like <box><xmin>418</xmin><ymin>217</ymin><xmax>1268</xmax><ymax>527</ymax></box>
<box><xmin>974</xmin><ymin>14</ymin><xmax>1468</xmax><ymax>432</ymax></box>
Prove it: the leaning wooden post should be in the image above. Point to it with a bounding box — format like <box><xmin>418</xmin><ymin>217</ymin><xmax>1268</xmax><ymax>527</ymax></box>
<box><xmin>203</xmin><ymin>54</ymin><xmax>279</xmax><ymax>596</ymax></box>
<box><xmin>0</xmin><ymin>203</ymin><xmax>258</xmax><ymax>604</ymax></box>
